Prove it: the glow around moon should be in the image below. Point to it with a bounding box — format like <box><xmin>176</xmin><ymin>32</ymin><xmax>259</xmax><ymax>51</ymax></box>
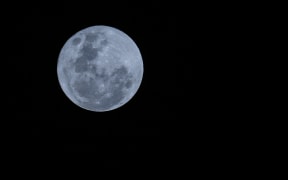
<box><xmin>57</xmin><ymin>25</ymin><xmax>144</xmax><ymax>112</ymax></box>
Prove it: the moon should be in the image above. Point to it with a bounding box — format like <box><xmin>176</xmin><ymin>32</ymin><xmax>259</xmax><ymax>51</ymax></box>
<box><xmin>57</xmin><ymin>25</ymin><xmax>144</xmax><ymax>112</ymax></box>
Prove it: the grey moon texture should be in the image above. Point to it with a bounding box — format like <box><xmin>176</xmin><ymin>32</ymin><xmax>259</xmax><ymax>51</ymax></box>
<box><xmin>57</xmin><ymin>25</ymin><xmax>144</xmax><ymax>112</ymax></box>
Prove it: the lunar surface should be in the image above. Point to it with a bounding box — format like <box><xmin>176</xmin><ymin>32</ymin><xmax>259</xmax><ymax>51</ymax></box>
<box><xmin>57</xmin><ymin>25</ymin><xmax>143</xmax><ymax>112</ymax></box>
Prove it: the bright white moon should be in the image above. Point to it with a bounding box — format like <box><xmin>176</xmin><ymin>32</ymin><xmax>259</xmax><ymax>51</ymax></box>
<box><xmin>57</xmin><ymin>25</ymin><xmax>144</xmax><ymax>112</ymax></box>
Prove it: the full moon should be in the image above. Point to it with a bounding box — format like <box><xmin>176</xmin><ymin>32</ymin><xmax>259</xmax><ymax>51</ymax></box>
<box><xmin>57</xmin><ymin>25</ymin><xmax>144</xmax><ymax>112</ymax></box>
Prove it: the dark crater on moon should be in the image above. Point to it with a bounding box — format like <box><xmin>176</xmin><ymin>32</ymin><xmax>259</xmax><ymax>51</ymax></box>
<box><xmin>74</xmin><ymin>57</ymin><xmax>88</xmax><ymax>73</ymax></box>
<box><xmin>85</xmin><ymin>33</ymin><xmax>100</xmax><ymax>43</ymax></box>
<box><xmin>73</xmin><ymin>78</ymin><xmax>97</xmax><ymax>100</ymax></box>
<box><xmin>73</xmin><ymin>33</ymin><xmax>108</xmax><ymax>73</ymax></box>
<box><xmin>94</xmin><ymin>67</ymin><xmax>109</xmax><ymax>82</ymax></box>
<box><xmin>74</xmin><ymin>65</ymin><xmax>133</xmax><ymax>111</ymax></box>
<box><xmin>81</xmin><ymin>44</ymin><xmax>99</xmax><ymax>61</ymax></box>
<box><xmin>72</xmin><ymin>37</ymin><xmax>81</xmax><ymax>45</ymax></box>
<box><xmin>85</xmin><ymin>32</ymin><xmax>105</xmax><ymax>43</ymax></box>
<box><xmin>97</xmin><ymin>66</ymin><xmax>134</xmax><ymax>110</ymax></box>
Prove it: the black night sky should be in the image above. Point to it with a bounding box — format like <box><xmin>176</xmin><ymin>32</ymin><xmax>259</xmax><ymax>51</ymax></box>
<box><xmin>3</xmin><ymin>5</ymin><xmax>262</xmax><ymax>169</ymax></box>
<box><xmin>6</xmin><ymin>10</ymin><xmax>194</xmax><ymax>152</ymax></box>
<box><xmin>5</xmin><ymin>4</ymin><xmax>250</xmax><ymax>154</ymax></box>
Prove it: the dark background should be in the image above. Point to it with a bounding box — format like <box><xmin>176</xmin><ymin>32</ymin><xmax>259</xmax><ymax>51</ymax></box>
<box><xmin>1</xmin><ymin>5</ymin><xmax>274</xmax><ymax>171</ymax></box>
<box><xmin>6</xmin><ymin>11</ymin><xmax>192</xmax><ymax>152</ymax></box>
<box><xmin>4</xmin><ymin>5</ymin><xmax>259</xmax><ymax>153</ymax></box>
